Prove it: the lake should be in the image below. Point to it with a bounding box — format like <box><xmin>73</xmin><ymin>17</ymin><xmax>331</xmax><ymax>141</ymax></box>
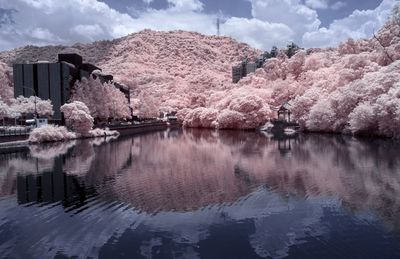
<box><xmin>1</xmin><ymin>129</ymin><xmax>400</xmax><ymax>258</ymax></box>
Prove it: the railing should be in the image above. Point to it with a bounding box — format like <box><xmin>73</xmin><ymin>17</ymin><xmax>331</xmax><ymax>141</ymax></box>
<box><xmin>0</xmin><ymin>127</ymin><xmax>31</xmax><ymax>137</ymax></box>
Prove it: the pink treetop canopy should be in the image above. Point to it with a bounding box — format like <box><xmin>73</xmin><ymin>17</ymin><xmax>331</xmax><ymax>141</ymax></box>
<box><xmin>0</xmin><ymin>62</ymin><xmax>13</xmax><ymax>104</ymax></box>
<box><xmin>70</xmin><ymin>76</ymin><xmax>131</xmax><ymax>120</ymax></box>
<box><xmin>60</xmin><ymin>101</ymin><xmax>94</xmax><ymax>134</ymax></box>
<box><xmin>12</xmin><ymin>96</ymin><xmax>53</xmax><ymax>117</ymax></box>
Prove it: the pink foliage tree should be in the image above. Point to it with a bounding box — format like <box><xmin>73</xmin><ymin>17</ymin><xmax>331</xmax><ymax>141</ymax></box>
<box><xmin>70</xmin><ymin>76</ymin><xmax>131</xmax><ymax>120</ymax></box>
<box><xmin>12</xmin><ymin>96</ymin><xmax>53</xmax><ymax>117</ymax></box>
<box><xmin>0</xmin><ymin>100</ymin><xmax>10</xmax><ymax>124</ymax></box>
<box><xmin>60</xmin><ymin>101</ymin><xmax>94</xmax><ymax>134</ymax></box>
<box><xmin>0</xmin><ymin>62</ymin><xmax>13</xmax><ymax>104</ymax></box>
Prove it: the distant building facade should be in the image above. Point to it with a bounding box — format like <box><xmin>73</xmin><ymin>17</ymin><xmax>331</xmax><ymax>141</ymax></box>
<box><xmin>13</xmin><ymin>53</ymin><xmax>129</xmax><ymax>120</ymax></box>
<box><xmin>246</xmin><ymin>62</ymin><xmax>257</xmax><ymax>75</ymax></box>
<box><xmin>232</xmin><ymin>57</ymin><xmax>263</xmax><ymax>84</ymax></box>
<box><xmin>232</xmin><ymin>65</ymin><xmax>243</xmax><ymax>84</ymax></box>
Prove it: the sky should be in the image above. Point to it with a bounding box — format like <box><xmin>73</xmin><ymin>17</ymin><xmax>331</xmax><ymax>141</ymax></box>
<box><xmin>0</xmin><ymin>0</ymin><xmax>397</xmax><ymax>51</ymax></box>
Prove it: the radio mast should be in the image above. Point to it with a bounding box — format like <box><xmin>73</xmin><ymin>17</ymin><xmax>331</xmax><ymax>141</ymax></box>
<box><xmin>217</xmin><ymin>17</ymin><xmax>220</xmax><ymax>36</ymax></box>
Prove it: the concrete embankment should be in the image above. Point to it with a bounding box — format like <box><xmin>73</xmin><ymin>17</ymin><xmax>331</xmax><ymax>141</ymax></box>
<box><xmin>0</xmin><ymin>135</ymin><xmax>29</xmax><ymax>143</ymax></box>
<box><xmin>0</xmin><ymin>121</ymin><xmax>180</xmax><ymax>151</ymax></box>
<box><xmin>108</xmin><ymin>121</ymin><xmax>180</xmax><ymax>136</ymax></box>
<box><xmin>0</xmin><ymin>140</ymin><xmax>29</xmax><ymax>154</ymax></box>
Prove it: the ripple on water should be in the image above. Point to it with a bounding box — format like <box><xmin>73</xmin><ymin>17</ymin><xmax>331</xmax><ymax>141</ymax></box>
<box><xmin>0</xmin><ymin>130</ymin><xmax>400</xmax><ymax>258</ymax></box>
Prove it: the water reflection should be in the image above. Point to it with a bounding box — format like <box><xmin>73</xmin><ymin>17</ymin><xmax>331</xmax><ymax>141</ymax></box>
<box><xmin>0</xmin><ymin>130</ymin><xmax>400</xmax><ymax>258</ymax></box>
<box><xmin>16</xmin><ymin>158</ymin><xmax>92</xmax><ymax>207</ymax></box>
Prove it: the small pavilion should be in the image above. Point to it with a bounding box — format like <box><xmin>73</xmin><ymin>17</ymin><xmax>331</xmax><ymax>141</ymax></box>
<box><xmin>277</xmin><ymin>101</ymin><xmax>291</xmax><ymax>122</ymax></box>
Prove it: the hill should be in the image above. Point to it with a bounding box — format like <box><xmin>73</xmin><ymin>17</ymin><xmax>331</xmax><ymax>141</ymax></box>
<box><xmin>1</xmin><ymin>7</ymin><xmax>400</xmax><ymax>136</ymax></box>
<box><xmin>0</xmin><ymin>30</ymin><xmax>263</xmax><ymax>126</ymax></box>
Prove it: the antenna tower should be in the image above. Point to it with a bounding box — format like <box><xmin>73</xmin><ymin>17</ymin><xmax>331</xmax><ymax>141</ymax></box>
<box><xmin>217</xmin><ymin>17</ymin><xmax>220</xmax><ymax>36</ymax></box>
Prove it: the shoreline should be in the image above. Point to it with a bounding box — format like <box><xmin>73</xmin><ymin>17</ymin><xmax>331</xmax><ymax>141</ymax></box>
<box><xmin>0</xmin><ymin>121</ymin><xmax>175</xmax><ymax>149</ymax></box>
<box><xmin>1</xmin><ymin>123</ymin><xmax>398</xmax><ymax>151</ymax></box>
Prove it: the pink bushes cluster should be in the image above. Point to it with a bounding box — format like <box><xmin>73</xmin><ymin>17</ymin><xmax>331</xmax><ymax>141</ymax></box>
<box><xmin>0</xmin><ymin>100</ymin><xmax>9</xmax><ymax>122</ymax></box>
<box><xmin>233</xmin><ymin>9</ymin><xmax>400</xmax><ymax>136</ymax></box>
<box><xmin>0</xmin><ymin>95</ymin><xmax>54</xmax><ymax>121</ymax></box>
<box><xmin>88</xmin><ymin>128</ymin><xmax>119</xmax><ymax>137</ymax></box>
<box><xmin>30</xmin><ymin>102</ymin><xmax>118</xmax><ymax>142</ymax></box>
<box><xmin>60</xmin><ymin>101</ymin><xmax>94</xmax><ymax>134</ymax></box>
<box><xmin>0</xmin><ymin>62</ymin><xmax>13</xmax><ymax>103</ymax></box>
<box><xmin>12</xmin><ymin>96</ymin><xmax>54</xmax><ymax>117</ymax></box>
<box><xmin>28</xmin><ymin>125</ymin><xmax>77</xmax><ymax>143</ymax></box>
<box><xmin>70</xmin><ymin>76</ymin><xmax>131</xmax><ymax>120</ymax></box>
<box><xmin>178</xmin><ymin>87</ymin><xmax>272</xmax><ymax>129</ymax></box>
<box><xmin>1</xmin><ymin>62</ymin><xmax>53</xmax><ymax>120</ymax></box>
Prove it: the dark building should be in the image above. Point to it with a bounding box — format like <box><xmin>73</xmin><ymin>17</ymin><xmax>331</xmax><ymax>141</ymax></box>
<box><xmin>13</xmin><ymin>61</ymin><xmax>77</xmax><ymax>120</ymax></box>
<box><xmin>232</xmin><ymin>65</ymin><xmax>243</xmax><ymax>83</ymax></box>
<box><xmin>13</xmin><ymin>53</ymin><xmax>130</xmax><ymax>121</ymax></box>
<box><xmin>232</xmin><ymin>59</ymin><xmax>258</xmax><ymax>83</ymax></box>
<box><xmin>246</xmin><ymin>62</ymin><xmax>257</xmax><ymax>75</ymax></box>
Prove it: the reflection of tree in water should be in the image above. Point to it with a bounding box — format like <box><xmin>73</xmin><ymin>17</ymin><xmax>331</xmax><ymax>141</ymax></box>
<box><xmin>107</xmin><ymin>130</ymin><xmax>302</xmax><ymax>212</ymax></box>
<box><xmin>1</xmin><ymin>130</ymin><xmax>400</xmax><ymax>230</ymax></box>
<box><xmin>83</xmin><ymin>137</ymin><xmax>134</xmax><ymax>185</ymax></box>
<box><xmin>63</xmin><ymin>140</ymin><xmax>96</xmax><ymax>176</ymax></box>
<box><xmin>109</xmin><ymin>130</ymin><xmax>266</xmax><ymax>213</ymax></box>
<box><xmin>0</xmin><ymin>151</ymin><xmax>54</xmax><ymax>196</ymax></box>
<box><xmin>101</xmin><ymin>130</ymin><xmax>400</xmax><ymax>230</ymax></box>
<box><xmin>29</xmin><ymin>141</ymin><xmax>77</xmax><ymax>160</ymax></box>
<box><xmin>238</xmin><ymin>134</ymin><xmax>400</xmax><ymax>230</ymax></box>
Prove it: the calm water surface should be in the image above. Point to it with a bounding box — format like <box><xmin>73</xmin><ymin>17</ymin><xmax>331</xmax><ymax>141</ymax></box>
<box><xmin>1</xmin><ymin>129</ymin><xmax>400</xmax><ymax>258</ymax></box>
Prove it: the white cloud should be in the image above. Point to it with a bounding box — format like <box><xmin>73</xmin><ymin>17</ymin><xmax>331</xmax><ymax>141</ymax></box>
<box><xmin>166</xmin><ymin>0</ymin><xmax>204</xmax><ymax>11</ymax></box>
<box><xmin>302</xmin><ymin>0</ymin><xmax>398</xmax><ymax>48</ymax></box>
<box><xmin>250</xmin><ymin>0</ymin><xmax>320</xmax><ymax>33</ymax></box>
<box><xmin>331</xmin><ymin>1</ymin><xmax>347</xmax><ymax>11</ymax></box>
<box><xmin>305</xmin><ymin>0</ymin><xmax>329</xmax><ymax>9</ymax></box>
<box><xmin>0</xmin><ymin>0</ymin><xmax>136</xmax><ymax>50</ymax></box>
<box><xmin>245</xmin><ymin>0</ymin><xmax>320</xmax><ymax>48</ymax></box>
<box><xmin>31</xmin><ymin>28</ymin><xmax>59</xmax><ymax>41</ymax></box>
<box><xmin>0</xmin><ymin>0</ymin><xmax>398</xmax><ymax>52</ymax></box>
<box><xmin>222</xmin><ymin>17</ymin><xmax>294</xmax><ymax>50</ymax></box>
<box><xmin>70</xmin><ymin>24</ymin><xmax>105</xmax><ymax>41</ymax></box>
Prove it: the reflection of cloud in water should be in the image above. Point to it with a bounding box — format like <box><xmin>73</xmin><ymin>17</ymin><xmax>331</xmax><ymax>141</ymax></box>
<box><xmin>1</xmin><ymin>130</ymin><xmax>400</xmax><ymax>258</ymax></box>
<box><xmin>63</xmin><ymin>140</ymin><xmax>95</xmax><ymax>176</ymax></box>
<box><xmin>0</xmin><ymin>196</ymin><xmax>138</xmax><ymax>258</ymax></box>
<box><xmin>99</xmin><ymin>131</ymin><xmax>400</xmax><ymax>232</ymax></box>
<box><xmin>0</xmin><ymin>187</ymin><xmax>337</xmax><ymax>259</ymax></box>
<box><xmin>248</xmin><ymin>195</ymin><xmax>331</xmax><ymax>258</ymax></box>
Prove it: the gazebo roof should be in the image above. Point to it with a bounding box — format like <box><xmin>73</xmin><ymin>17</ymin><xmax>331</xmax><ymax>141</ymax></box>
<box><xmin>278</xmin><ymin>101</ymin><xmax>291</xmax><ymax>112</ymax></box>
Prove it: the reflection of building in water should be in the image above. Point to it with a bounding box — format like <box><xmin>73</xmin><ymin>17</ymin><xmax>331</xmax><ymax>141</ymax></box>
<box><xmin>16</xmin><ymin>156</ymin><xmax>92</xmax><ymax>207</ymax></box>
<box><xmin>272</xmin><ymin>133</ymin><xmax>299</xmax><ymax>156</ymax></box>
<box><xmin>5</xmin><ymin>130</ymin><xmax>400</xmax><ymax>232</ymax></box>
